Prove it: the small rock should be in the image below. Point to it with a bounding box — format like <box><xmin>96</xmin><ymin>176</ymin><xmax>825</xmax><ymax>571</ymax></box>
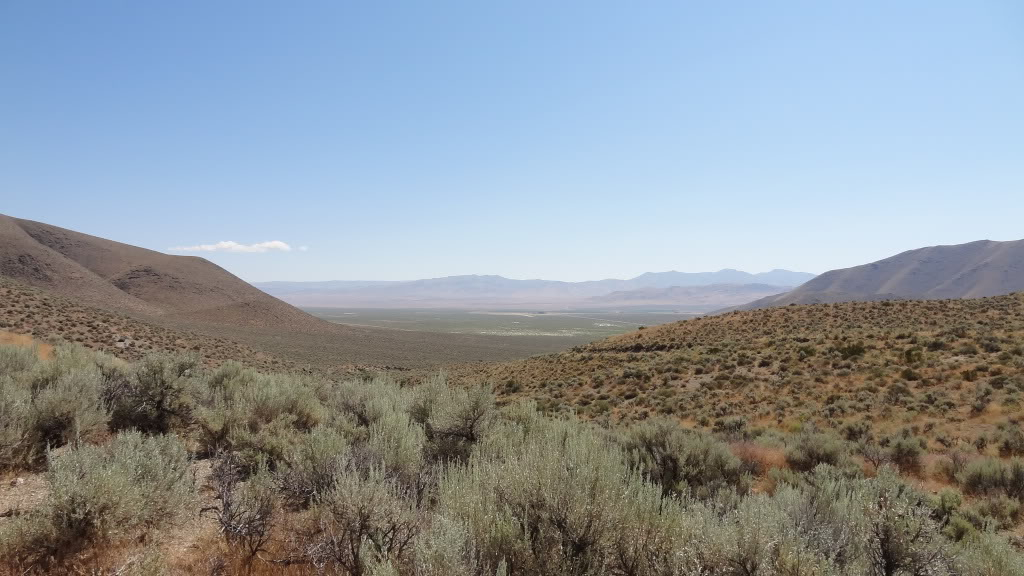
<box><xmin>10</xmin><ymin>477</ymin><xmax>24</xmax><ymax>487</ymax></box>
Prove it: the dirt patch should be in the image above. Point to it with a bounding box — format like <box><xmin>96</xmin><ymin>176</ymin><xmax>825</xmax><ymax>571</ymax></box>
<box><xmin>0</xmin><ymin>472</ymin><xmax>48</xmax><ymax>520</ymax></box>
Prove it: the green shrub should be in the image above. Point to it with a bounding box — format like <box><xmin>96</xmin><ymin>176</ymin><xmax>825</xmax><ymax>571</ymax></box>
<box><xmin>367</xmin><ymin>410</ymin><xmax>427</xmax><ymax>491</ymax></box>
<box><xmin>857</xmin><ymin>468</ymin><xmax>953</xmax><ymax>575</ymax></box>
<box><xmin>785</xmin><ymin>431</ymin><xmax>847</xmax><ymax>472</ymax></box>
<box><xmin>329</xmin><ymin>376</ymin><xmax>408</xmax><ymax>428</ymax></box>
<box><xmin>955</xmin><ymin>532</ymin><xmax>1024</xmax><ymax>576</ymax></box>
<box><xmin>105</xmin><ymin>353</ymin><xmax>198</xmax><ymax>434</ymax></box>
<box><xmin>31</xmin><ymin>366</ymin><xmax>107</xmax><ymax>450</ymax></box>
<box><xmin>969</xmin><ymin>495</ymin><xmax>1021</xmax><ymax>529</ymax></box>
<box><xmin>300</xmin><ymin>465</ymin><xmax>418</xmax><ymax>575</ymax></box>
<box><xmin>0</xmin><ymin>345</ymin><xmax>110</xmax><ymax>470</ymax></box>
<box><xmin>998</xmin><ymin>423</ymin><xmax>1024</xmax><ymax>457</ymax></box>
<box><xmin>421</xmin><ymin>383</ymin><xmax>495</xmax><ymax>463</ymax></box>
<box><xmin>211</xmin><ymin>454</ymin><xmax>278</xmax><ymax>559</ymax></box>
<box><xmin>960</xmin><ymin>458</ymin><xmax>1024</xmax><ymax>499</ymax></box>
<box><xmin>277</xmin><ymin>425</ymin><xmax>349</xmax><ymax>508</ymax></box>
<box><xmin>433</xmin><ymin>419</ymin><xmax>679</xmax><ymax>575</ymax></box>
<box><xmin>194</xmin><ymin>368</ymin><xmax>325</xmax><ymax>469</ymax></box>
<box><xmin>887</xmin><ymin>435</ymin><xmax>925</xmax><ymax>476</ymax></box>
<box><xmin>0</xmin><ymin>433</ymin><xmax>194</xmax><ymax>569</ymax></box>
<box><xmin>607</xmin><ymin>480</ymin><xmax>691</xmax><ymax>575</ymax></box>
<box><xmin>624</xmin><ymin>418</ymin><xmax>746</xmax><ymax>497</ymax></box>
<box><xmin>0</xmin><ymin>375</ymin><xmax>34</xmax><ymax>469</ymax></box>
<box><xmin>414</xmin><ymin>515</ymin><xmax>476</xmax><ymax>576</ymax></box>
<box><xmin>0</xmin><ymin>344</ymin><xmax>39</xmax><ymax>375</ymax></box>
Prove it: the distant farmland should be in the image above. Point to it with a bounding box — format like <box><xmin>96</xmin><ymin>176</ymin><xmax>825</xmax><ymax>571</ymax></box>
<box><xmin>303</xmin><ymin>307</ymin><xmax>695</xmax><ymax>345</ymax></box>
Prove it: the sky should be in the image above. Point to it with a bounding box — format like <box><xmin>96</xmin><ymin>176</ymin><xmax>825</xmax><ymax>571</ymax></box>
<box><xmin>2</xmin><ymin>1</ymin><xmax>1022</xmax><ymax>282</ymax></box>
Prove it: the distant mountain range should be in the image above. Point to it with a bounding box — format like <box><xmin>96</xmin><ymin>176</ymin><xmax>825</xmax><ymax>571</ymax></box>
<box><xmin>255</xmin><ymin>270</ymin><xmax>816</xmax><ymax>311</ymax></box>
<box><xmin>734</xmin><ymin>239</ymin><xmax>1024</xmax><ymax>310</ymax></box>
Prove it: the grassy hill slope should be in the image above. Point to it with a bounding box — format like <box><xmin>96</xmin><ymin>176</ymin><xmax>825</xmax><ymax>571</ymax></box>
<box><xmin>460</xmin><ymin>294</ymin><xmax>1024</xmax><ymax>448</ymax></box>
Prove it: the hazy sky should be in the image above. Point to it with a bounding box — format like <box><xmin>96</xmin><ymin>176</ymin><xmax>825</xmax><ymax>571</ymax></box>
<box><xmin>2</xmin><ymin>1</ymin><xmax>1022</xmax><ymax>282</ymax></box>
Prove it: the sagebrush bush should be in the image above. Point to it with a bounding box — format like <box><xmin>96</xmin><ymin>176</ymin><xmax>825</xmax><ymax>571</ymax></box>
<box><xmin>960</xmin><ymin>457</ymin><xmax>1024</xmax><ymax>500</ymax></box>
<box><xmin>0</xmin><ymin>432</ymin><xmax>195</xmax><ymax>569</ymax></box>
<box><xmin>212</xmin><ymin>454</ymin><xmax>278</xmax><ymax>560</ymax></box>
<box><xmin>0</xmin><ymin>343</ymin><xmax>39</xmax><ymax>375</ymax></box>
<box><xmin>887</xmin><ymin>435</ymin><xmax>926</xmax><ymax>475</ymax></box>
<box><xmin>0</xmin><ymin>375</ymin><xmax>34</xmax><ymax>469</ymax></box>
<box><xmin>5</xmin><ymin>343</ymin><xmax>1024</xmax><ymax>574</ymax></box>
<box><xmin>858</xmin><ymin>468</ymin><xmax>953</xmax><ymax>575</ymax></box>
<box><xmin>955</xmin><ymin>532</ymin><xmax>1024</xmax><ymax>576</ymax></box>
<box><xmin>998</xmin><ymin>422</ymin><xmax>1024</xmax><ymax>457</ymax></box>
<box><xmin>105</xmin><ymin>353</ymin><xmax>198</xmax><ymax>433</ymax></box>
<box><xmin>420</xmin><ymin>381</ymin><xmax>495</xmax><ymax>463</ymax></box>
<box><xmin>194</xmin><ymin>366</ymin><xmax>325</xmax><ymax>469</ymax></box>
<box><xmin>298</xmin><ymin>465</ymin><xmax>419</xmax><ymax>575</ymax></box>
<box><xmin>0</xmin><ymin>345</ymin><xmax>108</xmax><ymax>470</ymax></box>
<box><xmin>277</xmin><ymin>425</ymin><xmax>350</xmax><ymax>508</ymax></box>
<box><xmin>623</xmin><ymin>417</ymin><xmax>746</xmax><ymax>497</ymax></box>
<box><xmin>367</xmin><ymin>409</ymin><xmax>427</xmax><ymax>492</ymax></box>
<box><xmin>785</xmin><ymin>430</ymin><xmax>848</xmax><ymax>472</ymax></box>
<box><xmin>433</xmin><ymin>419</ymin><xmax>662</xmax><ymax>575</ymax></box>
<box><xmin>31</xmin><ymin>365</ymin><xmax>107</xmax><ymax>449</ymax></box>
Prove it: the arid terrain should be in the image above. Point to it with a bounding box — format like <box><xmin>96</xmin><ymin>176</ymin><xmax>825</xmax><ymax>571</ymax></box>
<box><xmin>455</xmin><ymin>294</ymin><xmax>1024</xmax><ymax>445</ymax></box>
<box><xmin>0</xmin><ymin>216</ymin><xmax>585</xmax><ymax>369</ymax></box>
<box><xmin>4</xmin><ymin>217</ymin><xmax>1024</xmax><ymax>574</ymax></box>
<box><xmin>739</xmin><ymin>239</ymin><xmax>1024</xmax><ymax>310</ymax></box>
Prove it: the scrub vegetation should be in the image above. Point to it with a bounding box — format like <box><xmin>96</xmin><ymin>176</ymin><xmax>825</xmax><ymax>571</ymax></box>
<box><xmin>462</xmin><ymin>294</ymin><xmax>1024</xmax><ymax>454</ymax></box>
<box><xmin>2</xmin><ymin>344</ymin><xmax>1023</xmax><ymax>574</ymax></box>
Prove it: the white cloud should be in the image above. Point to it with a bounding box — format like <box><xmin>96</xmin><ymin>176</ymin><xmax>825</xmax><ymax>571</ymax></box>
<box><xmin>298</xmin><ymin>245</ymin><xmax>310</xmax><ymax>252</ymax></box>
<box><xmin>169</xmin><ymin>240</ymin><xmax>292</xmax><ymax>253</ymax></box>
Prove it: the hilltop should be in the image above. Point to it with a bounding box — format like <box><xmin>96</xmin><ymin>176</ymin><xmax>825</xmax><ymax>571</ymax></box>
<box><xmin>0</xmin><ymin>214</ymin><xmax>326</xmax><ymax>331</ymax></box>
<box><xmin>738</xmin><ymin>239</ymin><xmax>1024</xmax><ymax>309</ymax></box>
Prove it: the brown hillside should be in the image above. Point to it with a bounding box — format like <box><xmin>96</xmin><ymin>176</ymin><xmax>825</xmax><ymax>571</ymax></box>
<box><xmin>739</xmin><ymin>238</ymin><xmax>1024</xmax><ymax>309</ymax></box>
<box><xmin>0</xmin><ymin>215</ymin><xmax>162</xmax><ymax>316</ymax></box>
<box><xmin>4</xmin><ymin>215</ymin><xmax>328</xmax><ymax>332</ymax></box>
<box><xmin>0</xmin><ymin>277</ymin><xmax>301</xmax><ymax>372</ymax></box>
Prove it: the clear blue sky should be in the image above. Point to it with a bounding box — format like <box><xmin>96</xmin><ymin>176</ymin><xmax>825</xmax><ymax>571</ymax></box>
<box><xmin>2</xmin><ymin>1</ymin><xmax>1022</xmax><ymax>282</ymax></box>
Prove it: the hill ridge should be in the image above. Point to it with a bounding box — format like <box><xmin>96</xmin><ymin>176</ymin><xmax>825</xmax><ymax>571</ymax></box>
<box><xmin>732</xmin><ymin>238</ymin><xmax>1024</xmax><ymax>310</ymax></box>
<box><xmin>1</xmin><ymin>214</ymin><xmax>329</xmax><ymax>332</ymax></box>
